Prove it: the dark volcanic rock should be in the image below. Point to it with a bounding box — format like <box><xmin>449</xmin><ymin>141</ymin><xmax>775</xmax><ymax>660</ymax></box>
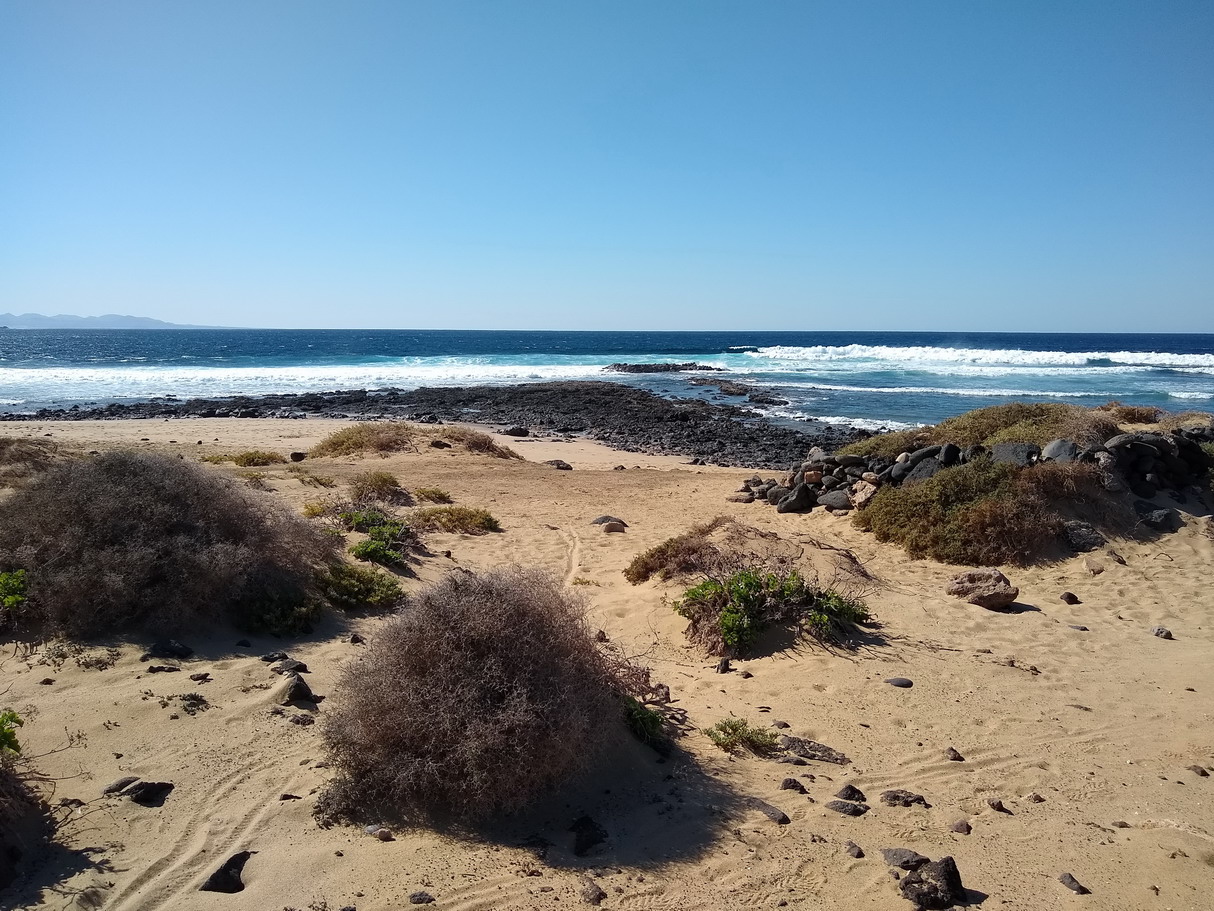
<box><xmin>544</xmin><ymin>459</ymin><xmax>573</xmax><ymax>470</ymax></box>
<box><xmin>880</xmin><ymin>789</ymin><xmax>931</xmax><ymax>808</ymax></box>
<box><xmin>200</xmin><ymin>850</ymin><xmax>255</xmax><ymax>893</ymax></box>
<box><xmin>899</xmin><ymin>856</ymin><xmax>966</xmax><ymax>909</ymax></box>
<box><xmin>1062</xmin><ymin>520</ymin><xmax>1105</xmax><ymax>552</ymax></box>
<box><xmin>578</xmin><ymin>876</ymin><xmax>607</xmax><ymax>905</ymax></box>
<box><xmin>826</xmin><ymin>799</ymin><xmax>869</xmax><ymax>817</ymax></box>
<box><xmin>844</xmin><ymin>840</ymin><xmax>865</xmax><ymax>858</ymax></box>
<box><xmin>1059</xmin><ymin>872</ymin><xmax>1090</xmax><ymax>894</ymax></box>
<box><xmin>142</xmin><ymin>640</ymin><xmax>193</xmax><ymax>660</ymax></box>
<box><xmin>745</xmin><ymin>797</ymin><xmax>791</xmax><ymax>825</ymax></box>
<box><xmin>780</xmin><ymin>777</ymin><xmax>807</xmax><ymax>793</ymax></box>
<box><xmin>101</xmin><ymin>775</ymin><xmax>140</xmax><ymax>797</ymax></box>
<box><xmin>127</xmin><ymin>781</ymin><xmax>174</xmax><ymax>806</ymax></box>
<box><xmin>881</xmin><ymin>848</ymin><xmax>930</xmax><ymax>870</ymax></box>
<box><xmin>605</xmin><ymin>362</ymin><xmax>722</xmax><ymax>373</ymax></box>
<box><xmin>10</xmin><ymin>382</ymin><xmax>863</xmax><ymax>470</ymax></box>
<box><xmin>835</xmin><ymin>784</ymin><xmax>866</xmax><ymax>802</ymax></box>
<box><xmin>778</xmin><ymin>735</ymin><xmax>851</xmax><ymax>765</ymax></box>
<box><xmin>884</xmin><ymin>677</ymin><xmax>914</xmax><ymax>688</ymax></box>
<box><xmin>1060</xmin><ymin>591</ymin><xmax>1081</xmax><ymax>605</ymax></box>
<box><xmin>991</xmin><ymin>442</ymin><xmax>1040</xmax><ymax>467</ymax></box>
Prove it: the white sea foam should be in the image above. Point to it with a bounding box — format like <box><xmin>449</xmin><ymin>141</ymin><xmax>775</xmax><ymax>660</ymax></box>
<box><xmin>746</xmin><ymin>344</ymin><xmax>1214</xmax><ymax>369</ymax></box>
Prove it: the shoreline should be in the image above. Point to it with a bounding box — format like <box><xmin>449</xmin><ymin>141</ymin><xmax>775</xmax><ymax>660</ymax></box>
<box><xmin>0</xmin><ymin>381</ymin><xmax>867</xmax><ymax>469</ymax></box>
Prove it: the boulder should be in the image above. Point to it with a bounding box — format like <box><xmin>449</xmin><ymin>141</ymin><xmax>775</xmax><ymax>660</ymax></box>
<box><xmin>601</xmin><ymin>521</ymin><xmax>627</xmax><ymax>534</ymax></box>
<box><xmin>817</xmin><ymin>489</ymin><xmax>853</xmax><ymax>511</ymax></box>
<box><xmin>502</xmin><ymin>426</ymin><xmax>529</xmax><ymax>437</ymax></box>
<box><xmin>991</xmin><ymin>442</ymin><xmax>1040</xmax><ymax>467</ymax></box>
<box><xmin>849</xmin><ymin>480</ymin><xmax>879</xmax><ymax>509</ymax></box>
<box><xmin>766</xmin><ymin>485</ymin><xmax>791</xmax><ymax>504</ymax></box>
<box><xmin>902</xmin><ymin>458</ymin><xmax>944</xmax><ymax>484</ymax></box>
<box><xmin>946</xmin><ymin>568</ymin><xmax>1019</xmax><ymax>610</ymax></box>
<box><xmin>1041</xmin><ymin>438</ymin><xmax>1080</xmax><ymax>462</ymax></box>
<box><xmin>777</xmin><ymin>483</ymin><xmax>817</xmax><ymax>514</ymax></box>
<box><xmin>1061</xmin><ymin>520</ymin><xmax>1104</xmax><ymax>552</ymax></box>
<box><xmin>938</xmin><ymin>443</ymin><xmax>961</xmax><ymax>466</ymax></box>
<box><xmin>899</xmin><ymin>856</ymin><xmax>966</xmax><ymax>909</ymax></box>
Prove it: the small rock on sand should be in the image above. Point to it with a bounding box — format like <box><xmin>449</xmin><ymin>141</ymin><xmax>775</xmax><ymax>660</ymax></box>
<box><xmin>880</xmin><ymin>789</ymin><xmax>930</xmax><ymax>808</ymax></box>
<box><xmin>881</xmin><ymin>848</ymin><xmax>929</xmax><ymax>870</ymax></box>
<box><xmin>945</xmin><ymin>568</ymin><xmax>1019</xmax><ymax>610</ymax></box>
<box><xmin>1060</xmin><ymin>591</ymin><xmax>1081</xmax><ymax>604</ymax></box>
<box><xmin>826</xmin><ymin>800</ymin><xmax>869</xmax><ymax>817</ymax></box>
<box><xmin>579</xmin><ymin>876</ymin><xmax>607</xmax><ymax>905</ymax></box>
<box><xmin>950</xmin><ymin>819</ymin><xmax>972</xmax><ymax>834</ymax></box>
<box><xmin>884</xmin><ymin>677</ymin><xmax>914</xmax><ymax>688</ymax></box>
<box><xmin>199</xmin><ymin>850</ymin><xmax>256</xmax><ymax>893</ymax></box>
<box><xmin>899</xmin><ymin>856</ymin><xmax>967</xmax><ymax>909</ymax></box>
<box><xmin>409</xmin><ymin>890</ymin><xmax>436</xmax><ymax>904</ymax></box>
<box><xmin>101</xmin><ymin>776</ymin><xmax>140</xmax><ymax>796</ymax></box>
<box><xmin>844</xmin><ymin>840</ymin><xmax>864</xmax><ymax>858</ymax></box>
<box><xmin>745</xmin><ymin>797</ymin><xmax>791</xmax><ymax>824</ymax></box>
<box><xmin>1151</xmin><ymin>626</ymin><xmax>1173</xmax><ymax>639</ymax></box>
<box><xmin>835</xmin><ymin>784</ymin><xmax>866</xmax><ymax>802</ymax></box>
<box><xmin>944</xmin><ymin>747</ymin><xmax>964</xmax><ymax>762</ymax></box>
<box><xmin>1059</xmin><ymin>872</ymin><xmax>1090</xmax><ymax>894</ymax></box>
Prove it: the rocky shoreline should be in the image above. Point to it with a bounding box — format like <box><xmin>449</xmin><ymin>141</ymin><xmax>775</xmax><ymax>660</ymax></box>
<box><xmin>1</xmin><ymin>381</ymin><xmax>866</xmax><ymax>469</ymax></box>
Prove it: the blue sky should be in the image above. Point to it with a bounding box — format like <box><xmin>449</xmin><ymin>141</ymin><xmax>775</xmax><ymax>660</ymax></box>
<box><xmin>2</xmin><ymin>1</ymin><xmax>1211</xmax><ymax>331</ymax></box>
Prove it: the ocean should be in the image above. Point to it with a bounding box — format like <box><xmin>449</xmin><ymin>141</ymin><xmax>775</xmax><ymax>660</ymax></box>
<box><xmin>2</xmin><ymin>329</ymin><xmax>1213</xmax><ymax>430</ymax></box>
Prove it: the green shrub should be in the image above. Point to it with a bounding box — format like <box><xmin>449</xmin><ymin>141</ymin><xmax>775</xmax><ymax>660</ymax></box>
<box><xmin>316</xmin><ymin>562</ymin><xmax>404</xmax><ymax>610</ymax></box>
<box><xmin>0</xmin><ymin>711</ymin><xmax>22</xmax><ymax>755</ymax></box>
<box><xmin>0</xmin><ymin>451</ymin><xmax>336</xmax><ymax>637</ymax></box>
<box><xmin>622</xmin><ymin>696</ymin><xmax>665</xmax><ymax>749</ymax></box>
<box><xmin>410</xmin><ymin>506</ymin><xmax>501</xmax><ymax>534</ymax></box>
<box><xmin>855</xmin><ymin>458</ymin><xmax>1129</xmax><ymax>565</ymax></box>
<box><xmin>674</xmin><ymin>568</ymin><xmax>869</xmax><ymax>656</ymax></box>
<box><xmin>337</xmin><ymin>508</ymin><xmax>392</xmax><ymax>532</ymax></box>
<box><xmin>702</xmin><ymin>717</ymin><xmax>779</xmax><ymax>755</ymax></box>
<box><xmin>0</xmin><ymin>570</ymin><xmax>27</xmax><ymax>616</ymax></box>
<box><xmin>349</xmin><ymin>470</ymin><xmax>407</xmax><ymax>505</ymax></box>
<box><xmin>414</xmin><ymin>487</ymin><xmax>453</xmax><ymax>504</ymax></box>
<box><xmin>233</xmin><ymin>450</ymin><xmax>286</xmax><ymax>467</ymax></box>
<box><xmin>350</xmin><ymin>539</ymin><xmax>406</xmax><ymax>567</ymax></box>
<box><xmin>310</xmin><ymin>423</ymin><xmax>417</xmax><ymax>458</ymax></box>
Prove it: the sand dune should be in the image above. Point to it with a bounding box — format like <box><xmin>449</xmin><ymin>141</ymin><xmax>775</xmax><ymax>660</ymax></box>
<box><xmin>2</xmin><ymin>419</ymin><xmax>1212</xmax><ymax>910</ymax></box>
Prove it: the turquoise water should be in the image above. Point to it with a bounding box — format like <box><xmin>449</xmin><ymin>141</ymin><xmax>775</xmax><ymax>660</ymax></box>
<box><xmin>2</xmin><ymin>329</ymin><xmax>1212</xmax><ymax>429</ymax></box>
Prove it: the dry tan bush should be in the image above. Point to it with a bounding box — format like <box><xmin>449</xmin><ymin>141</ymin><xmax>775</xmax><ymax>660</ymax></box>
<box><xmin>0</xmin><ymin>451</ymin><xmax>337</xmax><ymax>637</ymax></box>
<box><xmin>317</xmin><ymin>567</ymin><xmax>647</xmax><ymax>825</ymax></box>
<box><xmin>348</xmin><ymin>470</ymin><xmax>410</xmax><ymax>506</ymax></box>
<box><xmin>0</xmin><ymin>437</ymin><xmax>73</xmax><ymax>487</ymax></box>
<box><xmin>310</xmin><ymin>423</ymin><xmax>418</xmax><ymax>458</ymax></box>
<box><xmin>433</xmin><ymin>427</ymin><xmax>521</xmax><ymax>460</ymax></box>
<box><xmin>623</xmin><ymin>517</ymin><xmax>792</xmax><ymax>585</ymax></box>
<box><xmin>1096</xmin><ymin>400</ymin><xmax>1164</xmax><ymax>424</ymax></box>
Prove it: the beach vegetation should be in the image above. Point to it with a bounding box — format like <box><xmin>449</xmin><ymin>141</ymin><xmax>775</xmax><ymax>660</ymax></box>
<box><xmin>675</xmin><ymin>568</ymin><xmax>869</xmax><ymax>656</ymax></box>
<box><xmin>0</xmin><ymin>571</ymin><xmax>27</xmax><ymax>614</ymax></box>
<box><xmin>310</xmin><ymin>422</ymin><xmax>418</xmax><ymax>458</ymax></box>
<box><xmin>348</xmin><ymin>469</ymin><xmax>409</xmax><ymax>506</ymax></box>
<box><xmin>0</xmin><ymin>451</ymin><xmax>338</xmax><ymax>637</ymax></box>
<box><xmin>349</xmin><ymin>538</ymin><xmax>407</xmax><ymax>568</ymax></box>
<box><xmin>413</xmin><ymin>486</ymin><xmax>453</xmax><ymax>503</ymax></box>
<box><xmin>622</xmin><ymin>696</ymin><xmax>666</xmax><ymax>750</ymax></box>
<box><xmin>434</xmin><ymin>427</ymin><xmax>522</xmax><ymax>460</ymax></box>
<box><xmin>0</xmin><ymin>437</ymin><xmax>73</xmax><ymax>486</ymax></box>
<box><xmin>315</xmin><ymin>567</ymin><xmax>653</xmax><ymax>825</ymax></box>
<box><xmin>856</xmin><ymin>458</ymin><xmax>1130</xmax><ymax>565</ymax></box>
<box><xmin>316</xmin><ymin>562</ymin><xmax>404</xmax><ymax>611</ymax></box>
<box><xmin>0</xmin><ymin>711</ymin><xmax>21</xmax><ymax>755</ymax></box>
<box><xmin>839</xmin><ymin>403</ymin><xmax>1122</xmax><ymax>459</ymax></box>
<box><xmin>623</xmin><ymin>516</ymin><xmax>740</xmax><ymax>584</ymax></box>
<box><xmin>410</xmin><ymin>505</ymin><xmax>501</xmax><ymax>534</ymax></box>
<box><xmin>702</xmin><ymin>717</ymin><xmax>779</xmax><ymax>755</ymax></box>
<box><xmin>287</xmin><ymin>466</ymin><xmax>337</xmax><ymax>488</ymax></box>
<box><xmin>1096</xmin><ymin>400</ymin><xmax>1163</xmax><ymax>424</ymax></box>
<box><xmin>202</xmin><ymin>449</ymin><xmax>286</xmax><ymax>467</ymax></box>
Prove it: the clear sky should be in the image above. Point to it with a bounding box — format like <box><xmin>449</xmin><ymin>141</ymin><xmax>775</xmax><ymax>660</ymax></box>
<box><xmin>2</xmin><ymin>1</ymin><xmax>1211</xmax><ymax>331</ymax></box>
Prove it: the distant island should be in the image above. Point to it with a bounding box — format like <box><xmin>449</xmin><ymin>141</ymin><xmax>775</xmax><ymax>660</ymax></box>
<box><xmin>0</xmin><ymin>312</ymin><xmax>218</xmax><ymax>330</ymax></box>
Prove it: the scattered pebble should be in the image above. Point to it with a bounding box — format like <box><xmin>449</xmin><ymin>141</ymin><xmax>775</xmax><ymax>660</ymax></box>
<box><xmin>1025</xmin><ymin>792</ymin><xmax>1045</xmax><ymax>803</ymax></box>
<box><xmin>986</xmin><ymin>797</ymin><xmax>1010</xmax><ymax>813</ymax></box>
<box><xmin>408</xmin><ymin>890</ymin><xmax>435</xmax><ymax>904</ymax></box>
<box><xmin>844</xmin><ymin>840</ymin><xmax>864</xmax><ymax>858</ymax></box>
<box><xmin>1059</xmin><ymin>872</ymin><xmax>1090</xmax><ymax>894</ymax></box>
<box><xmin>1187</xmin><ymin>765</ymin><xmax>1209</xmax><ymax>777</ymax></box>
<box><xmin>884</xmin><ymin>677</ymin><xmax>914</xmax><ymax>688</ymax></box>
<box><xmin>745</xmin><ymin>797</ymin><xmax>791</xmax><ymax>824</ymax></box>
<box><xmin>578</xmin><ymin>877</ymin><xmax>606</xmax><ymax>906</ymax></box>
<box><xmin>780</xmin><ymin>778</ymin><xmax>807</xmax><ymax>794</ymax></box>
<box><xmin>880</xmin><ymin>789</ymin><xmax>930</xmax><ymax>808</ymax></box>
<box><xmin>1151</xmin><ymin>626</ymin><xmax>1174</xmax><ymax>640</ymax></box>
<box><xmin>38</xmin><ymin>678</ymin><xmax>54</xmax><ymax>685</ymax></box>
<box><xmin>825</xmin><ymin>799</ymin><xmax>869</xmax><ymax>817</ymax></box>
<box><xmin>1069</xmin><ymin>625</ymin><xmax>1090</xmax><ymax>631</ymax></box>
<box><xmin>950</xmin><ymin>819</ymin><xmax>972</xmax><ymax>835</ymax></box>
<box><xmin>944</xmin><ymin>747</ymin><xmax>965</xmax><ymax>762</ymax></box>
<box><xmin>1060</xmin><ymin>591</ymin><xmax>1081</xmax><ymax>604</ymax></box>
<box><xmin>881</xmin><ymin>847</ymin><xmax>930</xmax><ymax>870</ymax></box>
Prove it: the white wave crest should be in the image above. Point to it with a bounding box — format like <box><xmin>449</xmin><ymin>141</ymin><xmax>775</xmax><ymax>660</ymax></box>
<box><xmin>746</xmin><ymin>344</ymin><xmax>1214</xmax><ymax>370</ymax></box>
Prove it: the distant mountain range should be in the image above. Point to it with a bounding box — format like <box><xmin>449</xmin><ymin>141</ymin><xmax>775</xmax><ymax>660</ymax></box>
<box><xmin>0</xmin><ymin>313</ymin><xmax>217</xmax><ymax>329</ymax></box>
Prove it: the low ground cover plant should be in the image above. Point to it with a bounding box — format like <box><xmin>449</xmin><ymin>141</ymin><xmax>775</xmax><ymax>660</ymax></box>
<box><xmin>0</xmin><ymin>451</ymin><xmax>337</xmax><ymax>637</ymax></box>
<box><xmin>410</xmin><ymin>506</ymin><xmax>501</xmax><ymax>534</ymax></box>
<box><xmin>702</xmin><ymin>717</ymin><xmax>779</xmax><ymax>755</ymax></box>
<box><xmin>436</xmin><ymin>427</ymin><xmax>521</xmax><ymax>460</ymax></box>
<box><xmin>315</xmin><ymin>562</ymin><xmax>403</xmax><ymax>610</ymax></box>
<box><xmin>203</xmin><ymin>450</ymin><xmax>286</xmax><ymax>467</ymax></box>
<box><xmin>413</xmin><ymin>486</ymin><xmax>453</xmax><ymax>503</ymax></box>
<box><xmin>317</xmin><ymin>567</ymin><xmax>652</xmax><ymax>825</ymax></box>
<box><xmin>675</xmin><ymin>568</ymin><xmax>869</xmax><ymax>656</ymax></box>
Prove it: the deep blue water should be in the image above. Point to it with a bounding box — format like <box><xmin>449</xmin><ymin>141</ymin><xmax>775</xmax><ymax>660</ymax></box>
<box><xmin>2</xmin><ymin>329</ymin><xmax>1213</xmax><ymax>429</ymax></box>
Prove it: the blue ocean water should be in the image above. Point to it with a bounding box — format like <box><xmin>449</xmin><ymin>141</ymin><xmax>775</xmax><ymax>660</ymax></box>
<box><xmin>2</xmin><ymin>329</ymin><xmax>1213</xmax><ymax>429</ymax></box>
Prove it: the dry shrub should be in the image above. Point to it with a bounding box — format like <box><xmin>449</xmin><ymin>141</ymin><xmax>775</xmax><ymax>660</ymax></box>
<box><xmin>434</xmin><ymin>427</ymin><xmax>521</xmax><ymax>460</ymax></box>
<box><xmin>623</xmin><ymin>517</ymin><xmax>744</xmax><ymax>584</ymax></box>
<box><xmin>410</xmin><ymin>506</ymin><xmax>501</xmax><ymax>534</ymax></box>
<box><xmin>317</xmin><ymin>567</ymin><xmax>647</xmax><ymax>825</ymax></box>
<box><xmin>1096</xmin><ymin>400</ymin><xmax>1164</xmax><ymax>424</ymax></box>
<box><xmin>0</xmin><ymin>437</ymin><xmax>73</xmax><ymax>487</ymax></box>
<box><xmin>1157</xmin><ymin>410</ymin><xmax>1214</xmax><ymax>431</ymax></box>
<box><xmin>310</xmin><ymin>423</ymin><xmax>417</xmax><ymax>458</ymax></box>
<box><xmin>839</xmin><ymin>403</ymin><xmax>1121</xmax><ymax>459</ymax></box>
<box><xmin>857</xmin><ymin>458</ymin><xmax>1132</xmax><ymax>565</ymax></box>
<box><xmin>414</xmin><ymin>486</ymin><xmax>453</xmax><ymax>503</ymax></box>
<box><xmin>348</xmin><ymin>470</ymin><xmax>410</xmax><ymax>506</ymax></box>
<box><xmin>0</xmin><ymin>451</ymin><xmax>337</xmax><ymax>637</ymax></box>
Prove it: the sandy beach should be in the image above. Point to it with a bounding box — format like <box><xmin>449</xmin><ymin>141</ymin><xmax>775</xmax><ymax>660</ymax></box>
<box><xmin>2</xmin><ymin>418</ymin><xmax>1212</xmax><ymax>911</ymax></box>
